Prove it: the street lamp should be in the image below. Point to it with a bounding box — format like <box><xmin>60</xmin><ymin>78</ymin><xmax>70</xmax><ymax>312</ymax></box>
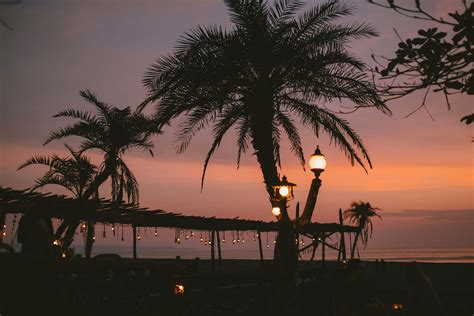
<box><xmin>309</xmin><ymin>146</ymin><xmax>326</xmax><ymax>178</ymax></box>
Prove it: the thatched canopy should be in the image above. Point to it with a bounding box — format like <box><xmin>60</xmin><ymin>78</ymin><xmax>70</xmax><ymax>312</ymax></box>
<box><xmin>0</xmin><ymin>187</ymin><xmax>358</xmax><ymax>234</ymax></box>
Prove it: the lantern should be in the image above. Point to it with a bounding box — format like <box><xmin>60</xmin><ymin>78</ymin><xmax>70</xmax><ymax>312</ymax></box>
<box><xmin>272</xmin><ymin>175</ymin><xmax>296</xmax><ymax>201</ymax></box>
<box><xmin>309</xmin><ymin>146</ymin><xmax>326</xmax><ymax>177</ymax></box>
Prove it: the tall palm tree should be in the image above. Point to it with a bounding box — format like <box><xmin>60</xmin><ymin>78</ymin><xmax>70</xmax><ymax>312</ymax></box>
<box><xmin>141</xmin><ymin>0</ymin><xmax>390</xmax><ymax>283</ymax></box>
<box><xmin>344</xmin><ymin>201</ymin><xmax>382</xmax><ymax>259</ymax></box>
<box><xmin>44</xmin><ymin>90</ymin><xmax>160</xmax><ymax>256</ymax></box>
<box><xmin>141</xmin><ymin>0</ymin><xmax>390</xmax><ymax>217</ymax></box>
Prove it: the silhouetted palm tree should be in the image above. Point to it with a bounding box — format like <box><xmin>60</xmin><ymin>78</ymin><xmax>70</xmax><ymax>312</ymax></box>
<box><xmin>18</xmin><ymin>144</ymin><xmax>97</xmax><ymax>199</ymax></box>
<box><xmin>344</xmin><ymin>201</ymin><xmax>381</xmax><ymax>258</ymax></box>
<box><xmin>45</xmin><ymin>90</ymin><xmax>160</xmax><ymax>255</ymax></box>
<box><xmin>141</xmin><ymin>0</ymin><xmax>390</xmax><ymax>218</ymax></box>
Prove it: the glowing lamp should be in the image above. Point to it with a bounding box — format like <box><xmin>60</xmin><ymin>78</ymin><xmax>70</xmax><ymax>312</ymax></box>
<box><xmin>53</xmin><ymin>239</ymin><xmax>60</xmax><ymax>246</ymax></box>
<box><xmin>272</xmin><ymin>206</ymin><xmax>281</xmax><ymax>217</ymax></box>
<box><xmin>272</xmin><ymin>175</ymin><xmax>296</xmax><ymax>201</ymax></box>
<box><xmin>309</xmin><ymin>146</ymin><xmax>326</xmax><ymax>177</ymax></box>
<box><xmin>174</xmin><ymin>284</ymin><xmax>185</xmax><ymax>296</ymax></box>
<box><xmin>392</xmin><ymin>303</ymin><xmax>403</xmax><ymax>310</ymax></box>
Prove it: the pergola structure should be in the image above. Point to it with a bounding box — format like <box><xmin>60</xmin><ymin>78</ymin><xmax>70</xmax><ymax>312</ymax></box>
<box><xmin>0</xmin><ymin>187</ymin><xmax>358</xmax><ymax>270</ymax></box>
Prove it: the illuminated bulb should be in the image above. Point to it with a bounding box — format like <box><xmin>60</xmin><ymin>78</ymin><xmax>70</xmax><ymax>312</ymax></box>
<box><xmin>256</xmin><ymin>233</ymin><xmax>259</xmax><ymax>238</ymax></box>
<box><xmin>222</xmin><ymin>238</ymin><xmax>226</xmax><ymax>243</ymax></box>
<box><xmin>154</xmin><ymin>232</ymin><xmax>158</xmax><ymax>237</ymax></box>
<box><xmin>190</xmin><ymin>231</ymin><xmax>195</xmax><ymax>236</ymax></box>
<box><xmin>92</xmin><ymin>236</ymin><xmax>96</xmax><ymax>242</ymax></box>
<box><xmin>301</xmin><ymin>240</ymin><xmax>305</xmax><ymax>246</ymax></box>
<box><xmin>2</xmin><ymin>232</ymin><xmax>5</xmax><ymax>236</ymax></box>
<box><xmin>237</xmin><ymin>238</ymin><xmax>240</xmax><ymax>243</ymax></box>
<box><xmin>185</xmin><ymin>235</ymin><xmax>189</xmax><ymax>240</ymax></box>
<box><xmin>81</xmin><ymin>224</ymin><xmax>86</xmax><ymax>229</ymax></box>
<box><xmin>266</xmin><ymin>243</ymin><xmax>270</xmax><ymax>248</ymax></box>
<box><xmin>273</xmin><ymin>239</ymin><xmax>276</xmax><ymax>244</ymax></box>
<box><xmin>177</xmin><ymin>238</ymin><xmax>180</xmax><ymax>244</ymax></box>
<box><xmin>279</xmin><ymin>186</ymin><xmax>289</xmax><ymax>197</ymax></box>
<box><xmin>61</xmin><ymin>252</ymin><xmax>67</xmax><ymax>258</ymax></box>
<box><xmin>53</xmin><ymin>240</ymin><xmax>60</xmax><ymax>246</ymax></box>
<box><xmin>232</xmin><ymin>239</ymin><xmax>236</xmax><ymax>244</ymax></box>
<box><xmin>200</xmin><ymin>237</ymin><xmax>204</xmax><ymax>242</ymax></box>
<box><xmin>272</xmin><ymin>207</ymin><xmax>281</xmax><ymax>217</ymax></box>
<box><xmin>137</xmin><ymin>235</ymin><xmax>141</xmax><ymax>241</ymax></box>
<box><xmin>242</xmin><ymin>239</ymin><xmax>245</xmax><ymax>243</ymax></box>
<box><xmin>111</xmin><ymin>226</ymin><xmax>115</xmax><ymax>231</ymax></box>
<box><xmin>208</xmin><ymin>241</ymin><xmax>211</xmax><ymax>245</ymax></box>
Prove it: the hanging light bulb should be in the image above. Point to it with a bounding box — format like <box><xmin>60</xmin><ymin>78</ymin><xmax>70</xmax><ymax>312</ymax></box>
<box><xmin>222</xmin><ymin>231</ymin><xmax>226</xmax><ymax>243</ymax></box>
<box><xmin>154</xmin><ymin>227</ymin><xmax>158</xmax><ymax>237</ymax></box>
<box><xmin>137</xmin><ymin>234</ymin><xmax>141</xmax><ymax>241</ymax></box>
<box><xmin>191</xmin><ymin>231</ymin><xmax>195</xmax><ymax>237</ymax></box>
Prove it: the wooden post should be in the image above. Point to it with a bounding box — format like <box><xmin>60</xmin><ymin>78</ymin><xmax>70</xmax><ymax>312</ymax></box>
<box><xmin>211</xmin><ymin>230</ymin><xmax>216</xmax><ymax>272</ymax></box>
<box><xmin>132</xmin><ymin>224</ymin><xmax>137</xmax><ymax>259</ymax></box>
<box><xmin>322</xmin><ymin>235</ymin><xmax>326</xmax><ymax>269</ymax></box>
<box><xmin>0</xmin><ymin>210</ymin><xmax>5</xmax><ymax>244</ymax></box>
<box><xmin>339</xmin><ymin>208</ymin><xmax>347</xmax><ymax>262</ymax></box>
<box><xmin>216</xmin><ymin>230</ymin><xmax>222</xmax><ymax>272</ymax></box>
<box><xmin>257</xmin><ymin>230</ymin><xmax>264</xmax><ymax>263</ymax></box>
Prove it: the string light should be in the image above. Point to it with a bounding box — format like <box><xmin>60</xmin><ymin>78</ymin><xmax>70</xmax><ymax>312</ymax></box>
<box><xmin>190</xmin><ymin>231</ymin><xmax>195</xmax><ymax>237</ymax></box>
<box><xmin>200</xmin><ymin>231</ymin><xmax>203</xmax><ymax>242</ymax></box>
<box><xmin>154</xmin><ymin>227</ymin><xmax>158</xmax><ymax>237</ymax></box>
<box><xmin>137</xmin><ymin>227</ymin><xmax>141</xmax><ymax>241</ymax></box>
<box><xmin>237</xmin><ymin>231</ymin><xmax>240</xmax><ymax>243</ymax></box>
<box><xmin>92</xmin><ymin>236</ymin><xmax>96</xmax><ymax>242</ymax></box>
<box><xmin>222</xmin><ymin>231</ymin><xmax>226</xmax><ymax>243</ymax></box>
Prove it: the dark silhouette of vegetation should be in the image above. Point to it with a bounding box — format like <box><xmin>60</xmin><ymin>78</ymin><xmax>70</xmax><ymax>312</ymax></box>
<box><xmin>370</xmin><ymin>0</ymin><xmax>473</xmax><ymax>124</ymax></box>
<box><xmin>18</xmin><ymin>144</ymin><xmax>97</xmax><ymax>252</ymax></box>
<box><xmin>142</xmin><ymin>0</ymin><xmax>389</xmax><ymax>204</ymax></box>
<box><xmin>141</xmin><ymin>1</ymin><xmax>389</xmax><ymax>298</ymax></box>
<box><xmin>344</xmin><ymin>201</ymin><xmax>382</xmax><ymax>259</ymax></box>
<box><xmin>43</xmin><ymin>90</ymin><xmax>160</xmax><ymax>256</ymax></box>
<box><xmin>18</xmin><ymin>144</ymin><xmax>98</xmax><ymax>199</ymax></box>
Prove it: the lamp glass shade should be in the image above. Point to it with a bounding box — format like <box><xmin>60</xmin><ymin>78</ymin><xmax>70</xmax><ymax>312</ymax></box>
<box><xmin>272</xmin><ymin>207</ymin><xmax>281</xmax><ymax>217</ymax></box>
<box><xmin>279</xmin><ymin>186</ymin><xmax>289</xmax><ymax>197</ymax></box>
<box><xmin>309</xmin><ymin>153</ymin><xmax>326</xmax><ymax>171</ymax></box>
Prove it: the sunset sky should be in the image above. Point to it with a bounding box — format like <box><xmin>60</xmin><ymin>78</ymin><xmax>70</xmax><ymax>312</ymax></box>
<box><xmin>1</xmin><ymin>0</ymin><xmax>472</xmax><ymax>252</ymax></box>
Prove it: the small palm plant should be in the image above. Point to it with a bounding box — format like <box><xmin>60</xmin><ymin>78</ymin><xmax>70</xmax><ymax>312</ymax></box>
<box><xmin>43</xmin><ymin>90</ymin><xmax>160</xmax><ymax>256</ymax></box>
<box><xmin>344</xmin><ymin>201</ymin><xmax>382</xmax><ymax>258</ymax></box>
<box><xmin>18</xmin><ymin>144</ymin><xmax>98</xmax><ymax>247</ymax></box>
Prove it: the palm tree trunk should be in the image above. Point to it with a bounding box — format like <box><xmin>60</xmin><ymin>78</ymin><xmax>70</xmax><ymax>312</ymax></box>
<box><xmin>85</xmin><ymin>219</ymin><xmax>95</xmax><ymax>258</ymax></box>
<box><xmin>351</xmin><ymin>231</ymin><xmax>360</xmax><ymax>259</ymax></box>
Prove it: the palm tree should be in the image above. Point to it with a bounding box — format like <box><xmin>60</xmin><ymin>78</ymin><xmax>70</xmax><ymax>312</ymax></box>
<box><xmin>18</xmin><ymin>144</ymin><xmax>98</xmax><ymax>247</ymax></box>
<box><xmin>18</xmin><ymin>144</ymin><xmax>97</xmax><ymax>199</ymax></box>
<box><xmin>141</xmin><ymin>0</ymin><xmax>389</xmax><ymax>212</ymax></box>
<box><xmin>44</xmin><ymin>90</ymin><xmax>160</xmax><ymax>256</ymax></box>
<box><xmin>344</xmin><ymin>201</ymin><xmax>382</xmax><ymax>259</ymax></box>
<box><xmin>141</xmin><ymin>0</ymin><xmax>390</xmax><ymax>283</ymax></box>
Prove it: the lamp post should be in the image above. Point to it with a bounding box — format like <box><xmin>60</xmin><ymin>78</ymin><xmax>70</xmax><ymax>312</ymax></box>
<box><xmin>270</xmin><ymin>146</ymin><xmax>327</xmax><ymax>222</ymax></box>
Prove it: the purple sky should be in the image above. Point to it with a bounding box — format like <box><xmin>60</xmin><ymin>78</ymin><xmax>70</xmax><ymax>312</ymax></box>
<box><xmin>1</xmin><ymin>0</ymin><xmax>472</xmax><ymax>251</ymax></box>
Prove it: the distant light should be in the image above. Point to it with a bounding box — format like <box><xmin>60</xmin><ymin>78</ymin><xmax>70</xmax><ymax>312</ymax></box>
<box><xmin>61</xmin><ymin>252</ymin><xmax>67</xmax><ymax>259</ymax></box>
<box><xmin>392</xmin><ymin>303</ymin><xmax>403</xmax><ymax>310</ymax></box>
<box><xmin>53</xmin><ymin>240</ymin><xmax>60</xmax><ymax>246</ymax></box>
<box><xmin>175</xmin><ymin>284</ymin><xmax>185</xmax><ymax>296</ymax></box>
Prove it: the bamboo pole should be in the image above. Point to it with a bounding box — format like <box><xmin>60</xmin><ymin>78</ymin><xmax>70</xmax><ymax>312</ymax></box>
<box><xmin>132</xmin><ymin>224</ymin><xmax>137</xmax><ymax>259</ymax></box>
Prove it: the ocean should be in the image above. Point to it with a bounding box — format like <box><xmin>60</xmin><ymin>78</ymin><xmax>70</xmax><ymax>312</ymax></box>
<box><xmin>83</xmin><ymin>245</ymin><xmax>474</xmax><ymax>263</ymax></box>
